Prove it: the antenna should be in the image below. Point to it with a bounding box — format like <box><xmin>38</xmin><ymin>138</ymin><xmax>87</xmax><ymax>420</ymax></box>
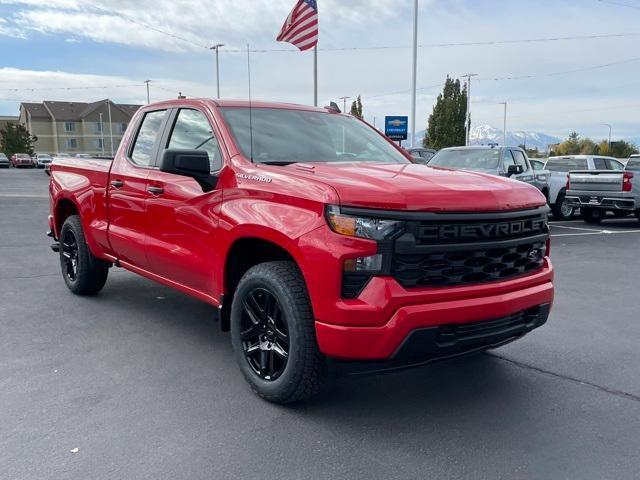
<box><xmin>247</xmin><ymin>43</ymin><xmax>254</xmax><ymax>163</ymax></box>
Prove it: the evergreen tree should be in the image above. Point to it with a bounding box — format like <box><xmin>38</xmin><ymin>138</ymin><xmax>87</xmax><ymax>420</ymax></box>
<box><xmin>349</xmin><ymin>95</ymin><xmax>363</xmax><ymax>119</ymax></box>
<box><xmin>424</xmin><ymin>77</ymin><xmax>467</xmax><ymax>149</ymax></box>
<box><xmin>0</xmin><ymin>123</ymin><xmax>37</xmax><ymax>157</ymax></box>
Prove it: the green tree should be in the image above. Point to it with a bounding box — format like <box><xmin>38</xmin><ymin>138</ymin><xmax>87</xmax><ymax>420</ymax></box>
<box><xmin>350</xmin><ymin>95</ymin><xmax>363</xmax><ymax>119</ymax></box>
<box><xmin>0</xmin><ymin>123</ymin><xmax>37</xmax><ymax>157</ymax></box>
<box><xmin>598</xmin><ymin>139</ymin><xmax>638</xmax><ymax>158</ymax></box>
<box><xmin>424</xmin><ymin>76</ymin><xmax>467</xmax><ymax>149</ymax></box>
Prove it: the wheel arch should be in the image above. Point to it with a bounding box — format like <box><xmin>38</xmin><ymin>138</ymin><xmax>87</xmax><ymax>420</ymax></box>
<box><xmin>220</xmin><ymin>235</ymin><xmax>307</xmax><ymax>331</ymax></box>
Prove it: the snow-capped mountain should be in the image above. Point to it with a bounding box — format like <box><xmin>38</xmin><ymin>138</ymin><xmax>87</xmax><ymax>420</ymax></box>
<box><xmin>409</xmin><ymin>126</ymin><xmax>560</xmax><ymax>150</ymax></box>
<box><xmin>470</xmin><ymin>125</ymin><xmax>560</xmax><ymax>150</ymax></box>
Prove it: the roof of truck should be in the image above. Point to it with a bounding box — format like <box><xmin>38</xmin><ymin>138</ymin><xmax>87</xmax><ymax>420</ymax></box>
<box><xmin>140</xmin><ymin>98</ymin><xmax>334</xmax><ymax>113</ymax></box>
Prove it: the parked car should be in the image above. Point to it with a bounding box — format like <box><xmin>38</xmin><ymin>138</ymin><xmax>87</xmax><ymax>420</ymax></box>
<box><xmin>0</xmin><ymin>153</ymin><xmax>9</xmax><ymax>168</ymax></box>
<box><xmin>74</xmin><ymin>154</ymin><xmax>92</xmax><ymax>159</ymax></box>
<box><xmin>545</xmin><ymin>155</ymin><xmax>625</xmax><ymax>220</ymax></box>
<box><xmin>407</xmin><ymin>147</ymin><xmax>436</xmax><ymax>164</ymax></box>
<box><xmin>49</xmin><ymin>99</ymin><xmax>553</xmax><ymax>403</ymax></box>
<box><xmin>10</xmin><ymin>153</ymin><xmax>36</xmax><ymax>168</ymax></box>
<box><xmin>566</xmin><ymin>155</ymin><xmax>640</xmax><ymax>224</ymax></box>
<box><xmin>33</xmin><ymin>153</ymin><xmax>53</xmax><ymax>169</ymax></box>
<box><xmin>428</xmin><ymin>146</ymin><xmax>549</xmax><ymax>199</ymax></box>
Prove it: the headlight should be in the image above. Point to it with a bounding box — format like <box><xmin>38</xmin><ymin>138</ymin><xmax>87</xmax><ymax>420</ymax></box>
<box><xmin>325</xmin><ymin>205</ymin><xmax>404</xmax><ymax>241</ymax></box>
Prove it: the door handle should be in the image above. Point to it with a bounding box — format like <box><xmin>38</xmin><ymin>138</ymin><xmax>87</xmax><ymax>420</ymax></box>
<box><xmin>147</xmin><ymin>186</ymin><xmax>164</xmax><ymax>195</ymax></box>
<box><xmin>110</xmin><ymin>180</ymin><xmax>124</xmax><ymax>188</ymax></box>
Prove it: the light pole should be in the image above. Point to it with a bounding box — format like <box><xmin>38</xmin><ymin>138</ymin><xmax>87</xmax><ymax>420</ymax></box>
<box><xmin>210</xmin><ymin>44</ymin><xmax>224</xmax><ymax>99</ymax></box>
<box><xmin>339</xmin><ymin>96</ymin><xmax>351</xmax><ymax>113</ymax></box>
<box><xmin>463</xmin><ymin>73</ymin><xmax>478</xmax><ymax>146</ymax></box>
<box><xmin>410</xmin><ymin>0</ymin><xmax>419</xmax><ymax>147</ymax></box>
<box><xmin>144</xmin><ymin>80</ymin><xmax>151</xmax><ymax>104</ymax></box>
<box><xmin>601</xmin><ymin>123</ymin><xmax>612</xmax><ymax>153</ymax></box>
<box><xmin>499</xmin><ymin>101</ymin><xmax>507</xmax><ymax>146</ymax></box>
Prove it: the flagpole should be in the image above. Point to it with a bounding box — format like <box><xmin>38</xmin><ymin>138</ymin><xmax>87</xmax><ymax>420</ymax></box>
<box><xmin>313</xmin><ymin>45</ymin><xmax>318</xmax><ymax>106</ymax></box>
<box><xmin>410</xmin><ymin>0</ymin><xmax>418</xmax><ymax>147</ymax></box>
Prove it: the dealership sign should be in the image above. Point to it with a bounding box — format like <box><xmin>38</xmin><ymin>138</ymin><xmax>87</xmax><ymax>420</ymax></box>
<box><xmin>385</xmin><ymin>116</ymin><xmax>409</xmax><ymax>141</ymax></box>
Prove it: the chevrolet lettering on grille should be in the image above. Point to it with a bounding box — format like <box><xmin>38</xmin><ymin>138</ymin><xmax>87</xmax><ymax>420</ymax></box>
<box><xmin>419</xmin><ymin>218</ymin><xmax>547</xmax><ymax>242</ymax></box>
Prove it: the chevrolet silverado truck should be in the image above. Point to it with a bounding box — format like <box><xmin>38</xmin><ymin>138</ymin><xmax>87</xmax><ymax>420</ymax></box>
<box><xmin>545</xmin><ymin>155</ymin><xmax>626</xmax><ymax>220</ymax></box>
<box><xmin>566</xmin><ymin>156</ymin><xmax>640</xmax><ymax>224</ymax></box>
<box><xmin>48</xmin><ymin>99</ymin><xmax>554</xmax><ymax>403</ymax></box>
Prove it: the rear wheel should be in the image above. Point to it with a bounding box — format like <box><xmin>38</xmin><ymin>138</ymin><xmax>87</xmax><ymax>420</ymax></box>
<box><xmin>552</xmin><ymin>193</ymin><xmax>574</xmax><ymax>220</ymax></box>
<box><xmin>59</xmin><ymin>215</ymin><xmax>109</xmax><ymax>295</ymax></box>
<box><xmin>230</xmin><ymin>261</ymin><xmax>327</xmax><ymax>404</ymax></box>
<box><xmin>581</xmin><ymin>207</ymin><xmax>604</xmax><ymax>225</ymax></box>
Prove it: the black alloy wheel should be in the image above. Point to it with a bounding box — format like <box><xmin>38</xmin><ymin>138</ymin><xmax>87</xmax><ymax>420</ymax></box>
<box><xmin>240</xmin><ymin>288</ymin><xmax>289</xmax><ymax>381</ymax></box>
<box><xmin>61</xmin><ymin>229</ymin><xmax>79</xmax><ymax>282</ymax></box>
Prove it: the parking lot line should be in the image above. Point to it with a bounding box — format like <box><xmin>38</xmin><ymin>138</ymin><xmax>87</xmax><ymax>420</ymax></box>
<box><xmin>552</xmin><ymin>230</ymin><xmax>640</xmax><ymax>237</ymax></box>
<box><xmin>550</xmin><ymin>224</ymin><xmax>603</xmax><ymax>232</ymax></box>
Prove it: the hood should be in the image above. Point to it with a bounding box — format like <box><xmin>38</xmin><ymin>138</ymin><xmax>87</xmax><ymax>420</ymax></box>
<box><xmin>282</xmin><ymin>162</ymin><xmax>546</xmax><ymax>212</ymax></box>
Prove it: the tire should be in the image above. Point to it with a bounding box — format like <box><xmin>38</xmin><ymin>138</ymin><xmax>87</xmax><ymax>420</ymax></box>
<box><xmin>59</xmin><ymin>215</ymin><xmax>109</xmax><ymax>295</ymax></box>
<box><xmin>552</xmin><ymin>193</ymin><xmax>574</xmax><ymax>220</ymax></box>
<box><xmin>581</xmin><ymin>207</ymin><xmax>604</xmax><ymax>225</ymax></box>
<box><xmin>230</xmin><ymin>261</ymin><xmax>327</xmax><ymax>404</ymax></box>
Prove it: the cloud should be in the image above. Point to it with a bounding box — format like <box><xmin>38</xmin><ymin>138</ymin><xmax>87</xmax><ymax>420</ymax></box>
<box><xmin>1</xmin><ymin>0</ymin><xmax>407</xmax><ymax>52</ymax></box>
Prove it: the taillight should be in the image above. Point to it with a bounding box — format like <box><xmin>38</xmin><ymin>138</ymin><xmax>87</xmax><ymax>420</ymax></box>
<box><xmin>565</xmin><ymin>174</ymin><xmax>570</xmax><ymax>190</ymax></box>
<box><xmin>623</xmin><ymin>171</ymin><xmax>634</xmax><ymax>192</ymax></box>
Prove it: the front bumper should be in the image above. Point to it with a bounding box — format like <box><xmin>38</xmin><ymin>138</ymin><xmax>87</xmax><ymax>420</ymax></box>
<box><xmin>314</xmin><ymin>261</ymin><xmax>553</xmax><ymax>361</ymax></box>
<box><xmin>329</xmin><ymin>304</ymin><xmax>550</xmax><ymax>374</ymax></box>
<box><xmin>566</xmin><ymin>190</ymin><xmax>636</xmax><ymax>211</ymax></box>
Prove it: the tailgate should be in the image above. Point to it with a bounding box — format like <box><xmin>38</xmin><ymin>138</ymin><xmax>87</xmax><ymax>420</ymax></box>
<box><xmin>568</xmin><ymin>170</ymin><xmax>623</xmax><ymax>192</ymax></box>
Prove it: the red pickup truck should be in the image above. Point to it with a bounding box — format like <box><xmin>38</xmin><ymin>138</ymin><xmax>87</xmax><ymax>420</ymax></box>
<box><xmin>49</xmin><ymin>99</ymin><xmax>554</xmax><ymax>403</ymax></box>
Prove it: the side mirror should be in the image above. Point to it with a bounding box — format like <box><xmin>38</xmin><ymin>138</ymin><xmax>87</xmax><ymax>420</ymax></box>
<box><xmin>507</xmin><ymin>164</ymin><xmax>524</xmax><ymax>176</ymax></box>
<box><xmin>159</xmin><ymin>149</ymin><xmax>217</xmax><ymax>192</ymax></box>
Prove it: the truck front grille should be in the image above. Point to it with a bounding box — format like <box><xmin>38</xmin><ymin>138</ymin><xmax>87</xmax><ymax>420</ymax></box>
<box><xmin>392</xmin><ymin>240</ymin><xmax>546</xmax><ymax>288</ymax></box>
<box><xmin>339</xmin><ymin>206</ymin><xmax>550</xmax><ymax>297</ymax></box>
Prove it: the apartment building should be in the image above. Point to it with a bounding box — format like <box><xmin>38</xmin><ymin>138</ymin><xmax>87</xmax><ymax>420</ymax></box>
<box><xmin>19</xmin><ymin>100</ymin><xmax>141</xmax><ymax>155</ymax></box>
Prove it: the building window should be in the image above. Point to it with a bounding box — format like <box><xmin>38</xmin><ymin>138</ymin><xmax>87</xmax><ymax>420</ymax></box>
<box><xmin>65</xmin><ymin>138</ymin><xmax>78</xmax><ymax>149</ymax></box>
<box><xmin>119</xmin><ymin>122</ymin><xmax>127</xmax><ymax>134</ymax></box>
<box><xmin>94</xmin><ymin>122</ymin><xmax>103</xmax><ymax>133</ymax></box>
<box><xmin>64</xmin><ymin>122</ymin><xmax>76</xmax><ymax>132</ymax></box>
<box><xmin>94</xmin><ymin>138</ymin><xmax>104</xmax><ymax>150</ymax></box>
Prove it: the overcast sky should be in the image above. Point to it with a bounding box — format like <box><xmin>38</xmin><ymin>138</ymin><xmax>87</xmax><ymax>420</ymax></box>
<box><xmin>1</xmin><ymin>0</ymin><xmax>639</xmax><ymax>141</ymax></box>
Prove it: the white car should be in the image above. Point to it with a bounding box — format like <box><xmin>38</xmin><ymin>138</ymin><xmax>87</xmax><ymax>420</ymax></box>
<box><xmin>0</xmin><ymin>153</ymin><xmax>9</xmax><ymax>168</ymax></box>
<box><xmin>33</xmin><ymin>153</ymin><xmax>53</xmax><ymax>169</ymax></box>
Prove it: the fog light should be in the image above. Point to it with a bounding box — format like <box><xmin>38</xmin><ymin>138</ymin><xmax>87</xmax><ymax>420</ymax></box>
<box><xmin>344</xmin><ymin>254</ymin><xmax>383</xmax><ymax>272</ymax></box>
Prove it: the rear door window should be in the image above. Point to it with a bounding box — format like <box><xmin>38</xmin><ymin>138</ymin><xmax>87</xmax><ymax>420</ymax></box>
<box><xmin>593</xmin><ymin>157</ymin><xmax>608</xmax><ymax>169</ymax></box>
<box><xmin>130</xmin><ymin>110</ymin><xmax>167</xmax><ymax>167</ymax></box>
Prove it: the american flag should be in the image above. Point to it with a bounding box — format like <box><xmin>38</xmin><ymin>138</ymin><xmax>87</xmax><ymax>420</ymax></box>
<box><xmin>276</xmin><ymin>0</ymin><xmax>318</xmax><ymax>51</ymax></box>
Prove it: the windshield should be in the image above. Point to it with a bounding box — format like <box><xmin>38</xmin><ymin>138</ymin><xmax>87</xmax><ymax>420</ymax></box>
<box><xmin>626</xmin><ymin>159</ymin><xmax>640</xmax><ymax>172</ymax></box>
<box><xmin>428</xmin><ymin>149</ymin><xmax>500</xmax><ymax>171</ymax></box>
<box><xmin>220</xmin><ymin>107</ymin><xmax>409</xmax><ymax>165</ymax></box>
<box><xmin>545</xmin><ymin>157</ymin><xmax>588</xmax><ymax>172</ymax></box>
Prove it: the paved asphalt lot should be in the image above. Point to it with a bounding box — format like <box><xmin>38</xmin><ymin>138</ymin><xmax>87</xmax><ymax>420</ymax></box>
<box><xmin>1</xmin><ymin>168</ymin><xmax>639</xmax><ymax>480</ymax></box>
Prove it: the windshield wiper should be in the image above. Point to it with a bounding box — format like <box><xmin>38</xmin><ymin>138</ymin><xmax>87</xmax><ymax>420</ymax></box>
<box><xmin>256</xmin><ymin>161</ymin><xmax>299</xmax><ymax>166</ymax></box>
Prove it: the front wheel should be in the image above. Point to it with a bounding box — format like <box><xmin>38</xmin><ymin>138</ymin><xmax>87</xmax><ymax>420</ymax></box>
<box><xmin>59</xmin><ymin>215</ymin><xmax>109</xmax><ymax>295</ymax></box>
<box><xmin>230</xmin><ymin>261</ymin><xmax>327</xmax><ymax>404</ymax></box>
<box><xmin>552</xmin><ymin>193</ymin><xmax>574</xmax><ymax>220</ymax></box>
<box><xmin>581</xmin><ymin>207</ymin><xmax>604</xmax><ymax>225</ymax></box>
